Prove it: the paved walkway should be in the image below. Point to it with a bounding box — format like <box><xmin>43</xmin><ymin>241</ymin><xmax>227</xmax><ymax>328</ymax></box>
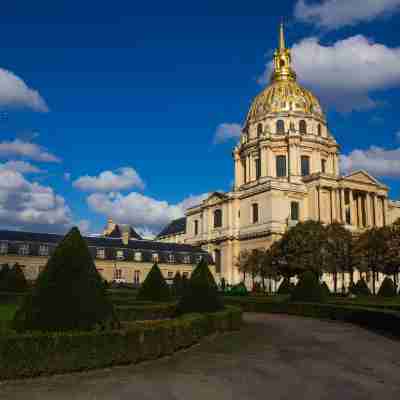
<box><xmin>1</xmin><ymin>313</ymin><xmax>400</xmax><ymax>400</ymax></box>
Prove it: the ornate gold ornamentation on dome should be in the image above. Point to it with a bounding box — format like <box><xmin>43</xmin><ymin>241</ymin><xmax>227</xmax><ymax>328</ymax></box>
<box><xmin>246</xmin><ymin>24</ymin><xmax>325</xmax><ymax>124</ymax></box>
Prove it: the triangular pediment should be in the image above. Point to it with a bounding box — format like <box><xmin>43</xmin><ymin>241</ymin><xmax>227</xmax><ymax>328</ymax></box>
<box><xmin>204</xmin><ymin>191</ymin><xmax>227</xmax><ymax>205</ymax></box>
<box><xmin>343</xmin><ymin>170</ymin><xmax>383</xmax><ymax>186</ymax></box>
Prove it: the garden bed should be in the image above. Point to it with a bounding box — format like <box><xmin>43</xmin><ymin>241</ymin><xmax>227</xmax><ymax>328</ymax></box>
<box><xmin>0</xmin><ymin>306</ymin><xmax>242</xmax><ymax>380</ymax></box>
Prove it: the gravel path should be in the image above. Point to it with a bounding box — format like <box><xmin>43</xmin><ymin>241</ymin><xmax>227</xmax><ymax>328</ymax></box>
<box><xmin>1</xmin><ymin>313</ymin><xmax>400</xmax><ymax>400</ymax></box>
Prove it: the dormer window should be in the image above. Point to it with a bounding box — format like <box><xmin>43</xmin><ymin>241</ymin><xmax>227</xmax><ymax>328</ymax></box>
<box><xmin>116</xmin><ymin>250</ymin><xmax>124</xmax><ymax>260</ymax></box>
<box><xmin>39</xmin><ymin>245</ymin><xmax>49</xmax><ymax>256</ymax></box>
<box><xmin>0</xmin><ymin>242</ymin><xmax>8</xmax><ymax>254</ymax></box>
<box><xmin>97</xmin><ymin>248</ymin><xmax>105</xmax><ymax>259</ymax></box>
<box><xmin>152</xmin><ymin>253</ymin><xmax>159</xmax><ymax>262</ymax></box>
<box><xmin>19</xmin><ymin>243</ymin><xmax>29</xmax><ymax>256</ymax></box>
<box><xmin>134</xmin><ymin>252</ymin><xmax>142</xmax><ymax>262</ymax></box>
<box><xmin>168</xmin><ymin>253</ymin><xmax>175</xmax><ymax>263</ymax></box>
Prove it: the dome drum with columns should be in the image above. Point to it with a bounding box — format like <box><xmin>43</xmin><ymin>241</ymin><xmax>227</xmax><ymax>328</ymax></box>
<box><xmin>157</xmin><ymin>25</ymin><xmax>400</xmax><ymax>291</ymax></box>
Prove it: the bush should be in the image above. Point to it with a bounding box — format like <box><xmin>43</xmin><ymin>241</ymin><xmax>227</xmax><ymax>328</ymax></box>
<box><xmin>177</xmin><ymin>259</ymin><xmax>222</xmax><ymax>314</ymax></box>
<box><xmin>277</xmin><ymin>278</ymin><xmax>295</xmax><ymax>295</ymax></box>
<box><xmin>291</xmin><ymin>271</ymin><xmax>326</xmax><ymax>303</ymax></box>
<box><xmin>227</xmin><ymin>282</ymin><xmax>248</xmax><ymax>297</ymax></box>
<box><xmin>13</xmin><ymin>227</ymin><xmax>117</xmax><ymax>332</ymax></box>
<box><xmin>0</xmin><ymin>306</ymin><xmax>242</xmax><ymax>380</ymax></box>
<box><xmin>349</xmin><ymin>278</ymin><xmax>371</xmax><ymax>296</ymax></box>
<box><xmin>321</xmin><ymin>281</ymin><xmax>331</xmax><ymax>297</ymax></box>
<box><xmin>377</xmin><ymin>277</ymin><xmax>397</xmax><ymax>297</ymax></box>
<box><xmin>115</xmin><ymin>303</ymin><xmax>176</xmax><ymax>321</ymax></box>
<box><xmin>171</xmin><ymin>272</ymin><xmax>183</xmax><ymax>298</ymax></box>
<box><xmin>136</xmin><ymin>263</ymin><xmax>171</xmax><ymax>302</ymax></box>
<box><xmin>0</xmin><ymin>263</ymin><xmax>28</xmax><ymax>292</ymax></box>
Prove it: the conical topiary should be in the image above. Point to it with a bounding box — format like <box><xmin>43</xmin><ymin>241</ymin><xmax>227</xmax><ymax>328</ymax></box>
<box><xmin>350</xmin><ymin>278</ymin><xmax>371</xmax><ymax>296</ymax></box>
<box><xmin>136</xmin><ymin>263</ymin><xmax>171</xmax><ymax>302</ymax></box>
<box><xmin>177</xmin><ymin>259</ymin><xmax>222</xmax><ymax>314</ymax></box>
<box><xmin>0</xmin><ymin>264</ymin><xmax>11</xmax><ymax>291</ymax></box>
<box><xmin>13</xmin><ymin>227</ymin><xmax>117</xmax><ymax>332</ymax></box>
<box><xmin>277</xmin><ymin>278</ymin><xmax>295</xmax><ymax>295</ymax></box>
<box><xmin>291</xmin><ymin>271</ymin><xmax>326</xmax><ymax>303</ymax></box>
<box><xmin>377</xmin><ymin>277</ymin><xmax>397</xmax><ymax>297</ymax></box>
<box><xmin>3</xmin><ymin>263</ymin><xmax>28</xmax><ymax>292</ymax></box>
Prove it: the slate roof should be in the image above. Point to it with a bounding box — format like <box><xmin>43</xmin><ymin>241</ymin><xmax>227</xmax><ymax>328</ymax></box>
<box><xmin>157</xmin><ymin>217</ymin><xmax>187</xmax><ymax>238</ymax></box>
<box><xmin>106</xmin><ymin>224</ymin><xmax>142</xmax><ymax>240</ymax></box>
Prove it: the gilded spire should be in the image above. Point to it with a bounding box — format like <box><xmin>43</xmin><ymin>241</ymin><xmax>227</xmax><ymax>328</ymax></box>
<box><xmin>270</xmin><ymin>23</ymin><xmax>296</xmax><ymax>83</ymax></box>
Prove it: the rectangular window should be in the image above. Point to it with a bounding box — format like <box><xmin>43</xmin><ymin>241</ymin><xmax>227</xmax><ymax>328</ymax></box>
<box><xmin>214</xmin><ymin>209</ymin><xmax>222</xmax><ymax>228</ymax></box>
<box><xmin>18</xmin><ymin>243</ymin><xmax>29</xmax><ymax>256</ymax></box>
<box><xmin>321</xmin><ymin>159</ymin><xmax>327</xmax><ymax>173</ymax></box>
<box><xmin>97</xmin><ymin>248</ymin><xmax>105</xmax><ymax>259</ymax></box>
<box><xmin>116</xmin><ymin>250</ymin><xmax>124</xmax><ymax>260</ymax></box>
<box><xmin>183</xmin><ymin>255</ymin><xmax>191</xmax><ymax>264</ymax></box>
<box><xmin>133</xmin><ymin>270</ymin><xmax>140</xmax><ymax>284</ymax></box>
<box><xmin>301</xmin><ymin>156</ymin><xmax>310</xmax><ymax>176</ymax></box>
<box><xmin>276</xmin><ymin>155</ymin><xmax>286</xmax><ymax>177</ymax></box>
<box><xmin>152</xmin><ymin>253</ymin><xmax>159</xmax><ymax>262</ymax></box>
<box><xmin>194</xmin><ymin>220</ymin><xmax>199</xmax><ymax>235</ymax></box>
<box><xmin>255</xmin><ymin>157</ymin><xmax>261</xmax><ymax>179</ymax></box>
<box><xmin>0</xmin><ymin>242</ymin><xmax>8</xmax><ymax>254</ymax></box>
<box><xmin>39</xmin><ymin>244</ymin><xmax>49</xmax><ymax>256</ymax></box>
<box><xmin>252</xmin><ymin>203</ymin><xmax>259</xmax><ymax>224</ymax></box>
<box><xmin>168</xmin><ymin>253</ymin><xmax>175</xmax><ymax>263</ymax></box>
<box><xmin>290</xmin><ymin>201</ymin><xmax>299</xmax><ymax>221</ymax></box>
<box><xmin>134</xmin><ymin>252</ymin><xmax>142</xmax><ymax>262</ymax></box>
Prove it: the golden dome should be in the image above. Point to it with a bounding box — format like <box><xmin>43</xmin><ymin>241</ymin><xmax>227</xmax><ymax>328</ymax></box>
<box><xmin>246</xmin><ymin>24</ymin><xmax>325</xmax><ymax>124</ymax></box>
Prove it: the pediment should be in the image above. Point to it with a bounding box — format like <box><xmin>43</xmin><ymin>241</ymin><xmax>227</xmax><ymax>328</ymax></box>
<box><xmin>204</xmin><ymin>192</ymin><xmax>227</xmax><ymax>206</ymax></box>
<box><xmin>343</xmin><ymin>170</ymin><xmax>383</xmax><ymax>186</ymax></box>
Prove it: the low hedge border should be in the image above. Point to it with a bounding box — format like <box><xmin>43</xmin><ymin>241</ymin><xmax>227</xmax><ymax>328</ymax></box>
<box><xmin>115</xmin><ymin>303</ymin><xmax>177</xmax><ymax>321</ymax></box>
<box><xmin>224</xmin><ymin>298</ymin><xmax>400</xmax><ymax>338</ymax></box>
<box><xmin>0</xmin><ymin>306</ymin><xmax>242</xmax><ymax>380</ymax></box>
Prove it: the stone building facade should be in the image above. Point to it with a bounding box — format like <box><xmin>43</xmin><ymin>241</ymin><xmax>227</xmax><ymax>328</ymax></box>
<box><xmin>158</xmin><ymin>25</ymin><xmax>400</xmax><ymax>290</ymax></box>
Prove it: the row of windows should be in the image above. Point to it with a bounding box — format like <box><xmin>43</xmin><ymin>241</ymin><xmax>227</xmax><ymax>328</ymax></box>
<box><xmin>276</xmin><ymin>155</ymin><xmax>327</xmax><ymax>178</ymax></box>
<box><xmin>255</xmin><ymin>120</ymin><xmax>323</xmax><ymax>137</ymax></box>
<box><xmin>112</xmin><ymin>269</ymin><xmax>190</xmax><ymax>284</ymax></box>
<box><xmin>0</xmin><ymin>242</ymin><xmax>202</xmax><ymax>264</ymax></box>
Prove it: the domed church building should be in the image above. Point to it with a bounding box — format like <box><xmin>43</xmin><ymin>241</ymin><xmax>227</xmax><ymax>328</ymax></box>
<box><xmin>159</xmin><ymin>25</ymin><xmax>400</xmax><ymax>286</ymax></box>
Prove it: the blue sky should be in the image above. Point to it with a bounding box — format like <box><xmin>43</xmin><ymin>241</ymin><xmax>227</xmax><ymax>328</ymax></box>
<box><xmin>1</xmin><ymin>0</ymin><xmax>400</xmax><ymax>236</ymax></box>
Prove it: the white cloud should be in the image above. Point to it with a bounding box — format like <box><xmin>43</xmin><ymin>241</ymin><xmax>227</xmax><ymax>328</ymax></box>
<box><xmin>87</xmin><ymin>191</ymin><xmax>209</xmax><ymax>234</ymax></box>
<box><xmin>73</xmin><ymin>167</ymin><xmax>144</xmax><ymax>192</ymax></box>
<box><xmin>214</xmin><ymin>123</ymin><xmax>242</xmax><ymax>143</ymax></box>
<box><xmin>75</xmin><ymin>219</ymin><xmax>91</xmax><ymax>234</ymax></box>
<box><xmin>0</xmin><ymin>139</ymin><xmax>60</xmax><ymax>162</ymax></box>
<box><xmin>0</xmin><ymin>168</ymin><xmax>72</xmax><ymax>232</ymax></box>
<box><xmin>0</xmin><ymin>160</ymin><xmax>43</xmax><ymax>174</ymax></box>
<box><xmin>294</xmin><ymin>0</ymin><xmax>400</xmax><ymax>30</ymax></box>
<box><xmin>0</xmin><ymin>68</ymin><xmax>48</xmax><ymax>112</ymax></box>
<box><xmin>259</xmin><ymin>35</ymin><xmax>400</xmax><ymax>112</ymax></box>
<box><xmin>340</xmin><ymin>146</ymin><xmax>400</xmax><ymax>178</ymax></box>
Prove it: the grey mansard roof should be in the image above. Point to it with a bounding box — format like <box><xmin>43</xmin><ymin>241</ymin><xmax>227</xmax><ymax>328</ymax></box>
<box><xmin>156</xmin><ymin>217</ymin><xmax>187</xmax><ymax>238</ymax></box>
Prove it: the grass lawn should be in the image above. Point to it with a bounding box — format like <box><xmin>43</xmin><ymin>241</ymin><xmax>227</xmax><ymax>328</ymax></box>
<box><xmin>0</xmin><ymin>304</ymin><xmax>18</xmax><ymax>321</ymax></box>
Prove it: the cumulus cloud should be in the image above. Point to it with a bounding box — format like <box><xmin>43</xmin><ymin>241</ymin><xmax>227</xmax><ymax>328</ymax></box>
<box><xmin>214</xmin><ymin>123</ymin><xmax>242</xmax><ymax>143</ymax></box>
<box><xmin>0</xmin><ymin>139</ymin><xmax>60</xmax><ymax>163</ymax></box>
<box><xmin>340</xmin><ymin>146</ymin><xmax>400</xmax><ymax>178</ymax></box>
<box><xmin>259</xmin><ymin>35</ymin><xmax>400</xmax><ymax>112</ymax></box>
<box><xmin>75</xmin><ymin>219</ymin><xmax>91</xmax><ymax>235</ymax></box>
<box><xmin>73</xmin><ymin>167</ymin><xmax>144</xmax><ymax>192</ymax></box>
<box><xmin>0</xmin><ymin>160</ymin><xmax>43</xmax><ymax>174</ymax></box>
<box><xmin>294</xmin><ymin>0</ymin><xmax>400</xmax><ymax>30</ymax></box>
<box><xmin>0</xmin><ymin>68</ymin><xmax>48</xmax><ymax>112</ymax></box>
<box><xmin>87</xmin><ymin>191</ymin><xmax>209</xmax><ymax>235</ymax></box>
<box><xmin>0</xmin><ymin>168</ymin><xmax>72</xmax><ymax>232</ymax></box>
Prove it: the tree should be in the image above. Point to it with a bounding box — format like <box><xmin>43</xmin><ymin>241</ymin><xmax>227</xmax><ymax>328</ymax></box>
<box><xmin>325</xmin><ymin>222</ymin><xmax>354</xmax><ymax>293</ymax></box>
<box><xmin>3</xmin><ymin>263</ymin><xmax>28</xmax><ymax>292</ymax></box>
<box><xmin>354</xmin><ymin>227</ymin><xmax>389</xmax><ymax>295</ymax></box>
<box><xmin>377</xmin><ymin>277</ymin><xmax>396</xmax><ymax>297</ymax></box>
<box><xmin>272</xmin><ymin>221</ymin><xmax>326</xmax><ymax>279</ymax></box>
<box><xmin>384</xmin><ymin>218</ymin><xmax>400</xmax><ymax>289</ymax></box>
<box><xmin>259</xmin><ymin>248</ymin><xmax>279</xmax><ymax>293</ymax></box>
<box><xmin>234</xmin><ymin>250</ymin><xmax>252</xmax><ymax>283</ymax></box>
<box><xmin>177</xmin><ymin>259</ymin><xmax>222</xmax><ymax>314</ymax></box>
<box><xmin>291</xmin><ymin>271</ymin><xmax>326</xmax><ymax>303</ymax></box>
<box><xmin>248</xmin><ymin>249</ymin><xmax>262</xmax><ymax>290</ymax></box>
<box><xmin>13</xmin><ymin>227</ymin><xmax>117</xmax><ymax>332</ymax></box>
<box><xmin>277</xmin><ymin>278</ymin><xmax>295</xmax><ymax>295</ymax></box>
<box><xmin>137</xmin><ymin>263</ymin><xmax>171</xmax><ymax>302</ymax></box>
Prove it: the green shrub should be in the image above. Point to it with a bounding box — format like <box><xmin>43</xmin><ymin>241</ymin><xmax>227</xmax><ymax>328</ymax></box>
<box><xmin>171</xmin><ymin>272</ymin><xmax>183</xmax><ymax>298</ymax></box>
<box><xmin>291</xmin><ymin>271</ymin><xmax>326</xmax><ymax>303</ymax></box>
<box><xmin>0</xmin><ymin>263</ymin><xmax>28</xmax><ymax>293</ymax></box>
<box><xmin>377</xmin><ymin>277</ymin><xmax>397</xmax><ymax>297</ymax></box>
<box><xmin>136</xmin><ymin>263</ymin><xmax>171</xmax><ymax>302</ymax></box>
<box><xmin>228</xmin><ymin>282</ymin><xmax>248</xmax><ymax>297</ymax></box>
<box><xmin>115</xmin><ymin>303</ymin><xmax>176</xmax><ymax>321</ymax></box>
<box><xmin>177</xmin><ymin>259</ymin><xmax>222</xmax><ymax>314</ymax></box>
<box><xmin>277</xmin><ymin>278</ymin><xmax>295</xmax><ymax>295</ymax></box>
<box><xmin>0</xmin><ymin>264</ymin><xmax>11</xmax><ymax>291</ymax></box>
<box><xmin>13</xmin><ymin>227</ymin><xmax>117</xmax><ymax>332</ymax></box>
<box><xmin>321</xmin><ymin>281</ymin><xmax>331</xmax><ymax>297</ymax></box>
<box><xmin>349</xmin><ymin>278</ymin><xmax>371</xmax><ymax>296</ymax></box>
<box><xmin>0</xmin><ymin>306</ymin><xmax>242</xmax><ymax>380</ymax></box>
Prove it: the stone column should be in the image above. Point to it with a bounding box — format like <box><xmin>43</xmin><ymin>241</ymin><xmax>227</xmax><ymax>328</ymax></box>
<box><xmin>373</xmin><ymin>194</ymin><xmax>378</xmax><ymax>226</ymax></box>
<box><xmin>341</xmin><ymin>189</ymin><xmax>346</xmax><ymax>223</ymax></box>
<box><xmin>365</xmin><ymin>192</ymin><xmax>372</xmax><ymax>227</ymax></box>
<box><xmin>234</xmin><ymin>155</ymin><xmax>240</xmax><ymax>189</ymax></box>
<box><xmin>317</xmin><ymin>186</ymin><xmax>321</xmax><ymax>221</ymax></box>
<box><xmin>383</xmin><ymin>197</ymin><xmax>388</xmax><ymax>226</ymax></box>
<box><xmin>331</xmin><ymin>188</ymin><xmax>336</xmax><ymax>222</ymax></box>
<box><xmin>261</xmin><ymin>146</ymin><xmax>268</xmax><ymax>177</ymax></box>
<box><xmin>357</xmin><ymin>193</ymin><xmax>363</xmax><ymax>227</ymax></box>
<box><xmin>267</xmin><ymin>148</ymin><xmax>274</xmax><ymax>177</ymax></box>
<box><xmin>246</xmin><ymin>155</ymin><xmax>251</xmax><ymax>182</ymax></box>
<box><xmin>350</xmin><ymin>190</ymin><xmax>356</xmax><ymax>226</ymax></box>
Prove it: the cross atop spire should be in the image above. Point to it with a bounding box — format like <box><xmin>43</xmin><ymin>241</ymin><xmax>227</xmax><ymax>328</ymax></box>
<box><xmin>279</xmin><ymin>22</ymin><xmax>286</xmax><ymax>50</ymax></box>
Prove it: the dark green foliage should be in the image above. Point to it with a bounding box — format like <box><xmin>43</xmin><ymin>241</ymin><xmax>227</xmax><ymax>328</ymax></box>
<box><xmin>115</xmin><ymin>303</ymin><xmax>177</xmax><ymax>321</ymax></box>
<box><xmin>0</xmin><ymin>264</ymin><xmax>11</xmax><ymax>291</ymax></box>
<box><xmin>0</xmin><ymin>263</ymin><xmax>28</xmax><ymax>292</ymax></box>
<box><xmin>291</xmin><ymin>271</ymin><xmax>326</xmax><ymax>303</ymax></box>
<box><xmin>228</xmin><ymin>282</ymin><xmax>248</xmax><ymax>296</ymax></box>
<box><xmin>377</xmin><ymin>277</ymin><xmax>397</xmax><ymax>297</ymax></box>
<box><xmin>349</xmin><ymin>278</ymin><xmax>371</xmax><ymax>296</ymax></box>
<box><xmin>0</xmin><ymin>306</ymin><xmax>242</xmax><ymax>380</ymax></box>
<box><xmin>321</xmin><ymin>281</ymin><xmax>331</xmax><ymax>297</ymax></box>
<box><xmin>136</xmin><ymin>263</ymin><xmax>171</xmax><ymax>302</ymax></box>
<box><xmin>13</xmin><ymin>227</ymin><xmax>117</xmax><ymax>332</ymax></box>
<box><xmin>277</xmin><ymin>278</ymin><xmax>295</xmax><ymax>295</ymax></box>
<box><xmin>177</xmin><ymin>259</ymin><xmax>222</xmax><ymax>314</ymax></box>
<box><xmin>220</xmin><ymin>277</ymin><xmax>226</xmax><ymax>292</ymax></box>
<box><xmin>171</xmin><ymin>272</ymin><xmax>183</xmax><ymax>298</ymax></box>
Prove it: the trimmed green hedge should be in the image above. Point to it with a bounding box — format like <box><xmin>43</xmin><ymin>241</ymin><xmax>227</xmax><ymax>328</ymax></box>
<box><xmin>0</xmin><ymin>306</ymin><xmax>242</xmax><ymax>380</ymax></box>
<box><xmin>115</xmin><ymin>303</ymin><xmax>177</xmax><ymax>321</ymax></box>
<box><xmin>223</xmin><ymin>297</ymin><xmax>400</xmax><ymax>338</ymax></box>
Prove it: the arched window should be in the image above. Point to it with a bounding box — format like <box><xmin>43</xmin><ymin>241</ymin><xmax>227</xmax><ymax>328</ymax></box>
<box><xmin>214</xmin><ymin>209</ymin><xmax>222</xmax><ymax>228</ymax></box>
<box><xmin>318</xmin><ymin>124</ymin><xmax>322</xmax><ymax>136</ymax></box>
<box><xmin>276</xmin><ymin>120</ymin><xmax>285</xmax><ymax>134</ymax></box>
<box><xmin>257</xmin><ymin>123</ymin><xmax>263</xmax><ymax>137</ymax></box>
<box><xmin>299</xmin><ymin>120</ymin><xmax>307</xmax><ymax>134</ymax></box>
